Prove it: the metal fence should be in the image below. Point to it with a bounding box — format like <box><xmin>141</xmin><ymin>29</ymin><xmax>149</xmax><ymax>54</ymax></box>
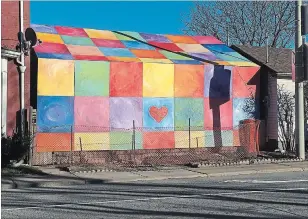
<box><xmin>31</xmin><ymin>120</ymin><xmax>262</xmax><ymax>168</ymax></box>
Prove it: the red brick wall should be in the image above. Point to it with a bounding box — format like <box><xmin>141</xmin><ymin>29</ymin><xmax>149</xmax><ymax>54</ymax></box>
<box><xmin>1</xmin><ymin>1</ymin><xmax>30</xmax><ymax>135</ymax></box>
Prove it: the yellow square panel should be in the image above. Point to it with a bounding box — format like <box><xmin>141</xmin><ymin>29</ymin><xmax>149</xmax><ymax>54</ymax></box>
<box><xmin>215</xmin><ymin>61</ymin><xmax>231</xmax><ymax>66</ymax></box>
<box><xmin>227</xmin><ymin>61</ymin><xmax>259</xmax><ymax>67</ymax></box>
<box><xmin>37</xmin><ymin>58</ymin><xmax>74</xmax><ymax>96</ymax></box>
<box><xmin>176</xmin><ymin>44</ymin><xmax>210</xmax><ymax>53</ymax></box>
<box><xmin>174</xmin><ymin>131</ymin><xmax>205</xmax><ymax>148</ymax></box>
<box><xmin>36</xmin><ymin>32</ymin><xmax>64</xmax><ymax>44</ymax></box>
<box><xmin>143</xmin><ymin>63</ymin><xmax>174</xmax><ymax>97</ymax></box>
<box><xmin>140</xmin><ymin>58</ymin><xmax>173</xmax><ymax>64</ymax></box>
<box><xmin>74</xmin><ymin>133</ymin><xmax>110</xmax><ymax>151</ymax></box>
<box><xmin>84</xmin><ymin>29</ymin><xmax>118</xmax><ymax>40</ymax></box>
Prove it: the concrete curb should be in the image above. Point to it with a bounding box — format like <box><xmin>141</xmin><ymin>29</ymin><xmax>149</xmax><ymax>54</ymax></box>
<box><xmin>3</xmin><ymin>165</ymin><xmax>307</xmax><ymax>189</ymax></box>
<box><xmin>69</xmin><ymin>158</ymin><xmax>304</xmax><ymax>174</ymax></box>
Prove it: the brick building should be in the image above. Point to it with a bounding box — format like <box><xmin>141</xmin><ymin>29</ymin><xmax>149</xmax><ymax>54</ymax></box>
<box><xmin>1</xmin><ymin>1</ymin><xmax>30</xmax><ymax>135</ymax></box>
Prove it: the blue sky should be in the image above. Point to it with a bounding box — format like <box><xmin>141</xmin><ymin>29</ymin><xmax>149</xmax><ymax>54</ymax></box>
<box><xmin>30</xmin><ymin>1</ymin><xmax>193</xmax><ymax>34</ymax></box>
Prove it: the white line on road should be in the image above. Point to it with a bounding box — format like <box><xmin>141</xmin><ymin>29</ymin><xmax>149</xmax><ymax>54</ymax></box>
<box><xmin>224</xmin><ymin>179</ymin><xmax>308</xmax><ymax>184</ymax></box>
<box><xmin>2</xmin><ymin>188</ymin><xmax>308</xmax><ymax>212</ymax></box>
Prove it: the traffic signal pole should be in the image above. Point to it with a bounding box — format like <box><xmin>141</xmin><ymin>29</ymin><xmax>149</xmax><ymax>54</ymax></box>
<box><xmin>295</xmin><ymin>0</ymin><xmax>305</xmax><ymax>160</ymax></box>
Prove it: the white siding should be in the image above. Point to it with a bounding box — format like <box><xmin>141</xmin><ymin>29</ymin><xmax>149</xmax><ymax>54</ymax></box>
<box><xmin>267</xmin><ymin>77</ymin><xmax>295</xmax><ymax>141</ymax></box>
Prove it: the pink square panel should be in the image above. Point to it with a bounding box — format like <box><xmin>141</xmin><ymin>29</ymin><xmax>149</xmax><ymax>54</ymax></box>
<box><xmin>55</xmin><ymin>26</ymin><xmax>89</xmax><ymax>37</ymax></box>
<box><xmin>92</xmin><ymin>39</ymin><xmax>125</xmax><ymax>48</ymax></box>
<box><xmin>34</xmin><ymin>42</ymin><xmax>70</xmax><ymax>54</ymax></box>
<box><xmin>192</xmin><ymin>36</ymin><xmax>224</xmax><ymax>44</ymax></box>
<box><xmin>74</xmin><ymin>97</ymin><xmax>109</xmax><ymax>132</ymax></box>
<box><xmin>204</xmin><ymin>97</ymin><xmax>233</xmax><ymax>130</ymax></box>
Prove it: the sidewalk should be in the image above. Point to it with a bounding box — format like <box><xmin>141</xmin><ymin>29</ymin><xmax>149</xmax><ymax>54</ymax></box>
<box><xmin>2</xmin><ymin>161</ymin><xmax>308</xmax><ymax>190</ymax></box>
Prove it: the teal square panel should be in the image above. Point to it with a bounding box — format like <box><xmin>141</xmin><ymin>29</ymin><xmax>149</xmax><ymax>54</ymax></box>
<box><xmin>110</xmin><ymin>131</ymin><xmax>142</xmax><ymax>150</ymax></box>
<box><xmin>174</xmin><ymin>98</ymin><xmax>204</xmax><ymax>131</ymax></box>
<box><xmin>75</xmin><ymin>61</ymin><xmax>110</xmax><ymax>96</ymax></box>
<box><xmin>204</xmin><ymin>130</ymin><xmax>234</xmax><ymax>147</ymax></box>
<box><xmin>61</xmin><ymin>35</ymin><xmax>95</xmax><ymax>46</ymax></box>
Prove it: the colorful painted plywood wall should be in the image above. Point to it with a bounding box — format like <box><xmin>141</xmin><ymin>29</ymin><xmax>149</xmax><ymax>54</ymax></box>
<box><xmin>32</xmin><ymin>24</ymin><xmax>260</xmax><ymax>152</ymax></box>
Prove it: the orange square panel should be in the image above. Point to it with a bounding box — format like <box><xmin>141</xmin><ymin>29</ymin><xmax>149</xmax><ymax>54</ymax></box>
<box><xmin>131</xmin><ymin>49</ymin><xmax>166</xmax><ymax>59</ymax></box>
<box><xmin>174</xmin><ymin>64</ymin><xmax>204</xmax><ymax>97</ymax></box>
<box><xmin>233</xmin><ymin>129</ymin><xmax>241</xmax><ymax>146</ymax></box>
<box><xmin>66</xmin><ymin>45</ymin><xmax>104</xmax><ymax>56</ymax></box>
<box><xmin>166</xmin><ymin>35</ymin><xmax>197</xmax><ymax>44</ymax></box>
<box><xmin>36</xmin><ymin>133</ymin><xmax>72</xmax><ymax>152</ymax></box>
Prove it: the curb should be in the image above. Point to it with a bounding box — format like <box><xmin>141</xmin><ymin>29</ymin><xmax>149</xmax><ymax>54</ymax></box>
<box><xmin>3</xmin><ymin>165</ymin><xmax>307</xmax><ymax>189</ymax></box>
<box><xmin>69</xmin><ymin>158</ymin><xmax>304</xmax><ymax>174</ymax></box>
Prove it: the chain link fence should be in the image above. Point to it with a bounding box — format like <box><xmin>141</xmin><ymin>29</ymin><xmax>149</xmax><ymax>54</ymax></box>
<box><xmin>31</xmin><ymin>120</ymin><xmax>262</xmax><ymax>168</ymax></box>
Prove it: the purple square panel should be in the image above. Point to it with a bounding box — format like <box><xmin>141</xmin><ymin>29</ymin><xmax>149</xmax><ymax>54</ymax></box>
<box><xmin>110</xmin><ymin>98</ymin><xmax>143</xmax><ymax>130</ymax></box>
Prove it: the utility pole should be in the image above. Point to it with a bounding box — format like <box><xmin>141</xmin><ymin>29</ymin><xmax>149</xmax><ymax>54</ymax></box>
<box><xmin>17</xmin><ymin>0</ymin><xmax>26</xmax><ymax>137</ymax></box>
<box><xmin>295</xmin><ymin>0</ymin><xmax>305</xmax><ymax>160</ymax></box>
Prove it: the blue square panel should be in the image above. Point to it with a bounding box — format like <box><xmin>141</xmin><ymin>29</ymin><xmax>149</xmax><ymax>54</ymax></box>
<box><xmin>37</xmin><ymin>96</ymin><xmax>74</xmax><ymax>133</ymax></box>
<box><xmin>203</xmin><ymin>44</ymin><xmax>235</xmax><ymax>53</ymax></box>
<box><xmin>31</xmin><ymin>24</ymin><xmax>58</xmax><ymax>34</ymax></box>
<box><xmin>171</xmin><ymin>59</ymin><xmax>202</xmax><ymax>65</ymax></box>
<box><xmin>99</xmin><ymin>48</ymin><xmax>136</xmax><ymax>57</ymax></box>
<box><xmin>212</xmin><ymin>52</ymin><xmax>249</xmax><ymax>62</ymax></box>
<box><xmin>122</xmin><ymin>40</ymin><xmax>155</xmax><ymax>50</ymax></box>
<box><xmin>204</xmin><ymin>130</ymin><xmax>234</xmax><ymax>147</ymax></box>
<box><xmin>204</xmin><ymin>65</ymin><xmax>232</xmax><ymax>99</ymax></box>
<box><xmin>36</xmin><ymin>52</ymin><xmax>74</xmax><ymax>60</ymax></box>
<box><xmin>143</xmin><ymin>98</ymin><xmax>174</xmax><ymax>131</ymax></box>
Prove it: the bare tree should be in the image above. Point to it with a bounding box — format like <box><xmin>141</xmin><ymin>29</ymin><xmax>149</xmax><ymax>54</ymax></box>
<box><xmin>243</xmin><ymin>85</ymin><xmax>295</xmax><ymax>151</ymax></box>
<box><xmin>277</xmin><ymin>85</ymin><xmax>295</xmax><ymax>151</ymax></box>
<box><xmin>183</xmin><ymin>1</ymin><xmax>297</xmax><ymax>48</ymax></box>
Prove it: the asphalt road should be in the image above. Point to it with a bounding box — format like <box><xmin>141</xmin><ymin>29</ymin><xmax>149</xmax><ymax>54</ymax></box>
<box><xmin>2</xmin><ymin>171</ymin><xmax>308</xmax><ymax>219</ymax></box>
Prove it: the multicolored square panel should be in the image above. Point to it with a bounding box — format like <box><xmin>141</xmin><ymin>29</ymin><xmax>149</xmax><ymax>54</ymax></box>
<box><xmin>33</xmin><ymin>24</ymin><xmax>260</xmax><ymax>152</ymax></box>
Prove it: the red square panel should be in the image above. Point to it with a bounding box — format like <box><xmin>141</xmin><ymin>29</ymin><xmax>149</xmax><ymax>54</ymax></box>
<box><xmin>73</xmin><ymin>55</ymin><xmax>109</xmax><ymax>61</ymax></box>
<box><xmin>204</xmin><ymin>98</ymin><xmax>233</xmax><ymax>130</ymax></box>
<box><xmin>110</xmin><ymin>62</ymin><xmax>143</xmax><ymax>97</ymax></box>
<box><xmin>92</xmin><ymin>38</ymin><xmax>125</xmax><ymax>48</ymax></box>
<box><xmin>232</xmin><ymin>67</ymin><xmax>260</xmax><ymax>98</ymax></box>
<box><xmin>143</xmin><ymin>132</ymin><xmax>175</xmax><ymax>149</ymax></box>
<box><xmin>34</xmin><ymin>42</ymin><xmax>70</xmax><ymax>54</ymax></box>
<box><xmin>36</xmin><ymin>133</ymin><xmax>72</xmax><ymax>152</ymax></box>
<box><xmin>148</xmin><ymin>41</ymin><xmax>183</xmax><ymax>52</ymax></box>
<box><xmin>55</xmin><ymin>26</ymin><xmax>88</xmax><ymax>37</ymax></box>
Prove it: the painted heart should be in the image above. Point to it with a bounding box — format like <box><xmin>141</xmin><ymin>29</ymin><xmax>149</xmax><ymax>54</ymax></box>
<box><xmin>149</xmin><ymin>106</ymin><xmax>168</xmax><ymax>123</ymax></box>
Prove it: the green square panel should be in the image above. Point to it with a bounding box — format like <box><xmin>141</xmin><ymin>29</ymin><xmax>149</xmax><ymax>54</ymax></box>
<box><xmin>159</xmin><ymin>50</ymin><xmax>193</xmax><ymax>60</ymax></box>
<box><xmin>61</xmin><ymin>35</ymin><xmax>95</xmax><ymax>46</ymax></box>
<box><xmin>75</xmin><ymin>61</ymin><xmax>110</xmax><ymax>96</ymax></box>
<box><xmin>110</xmin><ymin>131</ymin><xmax>143</xmax><ymax>150</ymax></box>
<box><xmin>174</xmin><ymin>98</ymin><xmax>204</xmax><ymax>131</ymax></box>
<box><xmin>116</xmin><ymin>31</ymin><xmax>146</xmax><ymax>41</ymax></box>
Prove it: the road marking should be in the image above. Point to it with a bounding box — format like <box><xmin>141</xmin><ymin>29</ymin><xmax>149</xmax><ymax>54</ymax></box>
<box><xmin>224</xmin><ymin>179</ymin><xmax>308</xmax><ymax>184</ymax></box>
<box><xmin>2</xmin><ymin>188</ymin><xmax>308</xmax><ymax>212</ymax></box>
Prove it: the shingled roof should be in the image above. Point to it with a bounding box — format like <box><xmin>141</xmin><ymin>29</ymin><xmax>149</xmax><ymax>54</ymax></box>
<box><xmin>231</xmin><ymin>45</ymin><xmax>293</xmax><ymax>75</ymax></box>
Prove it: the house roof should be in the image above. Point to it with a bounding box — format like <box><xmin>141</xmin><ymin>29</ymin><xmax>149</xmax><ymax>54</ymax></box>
<box><xmin>231</xmin><ymin>45</ymin><xmax>293</xmax><ymax>74</ymax></box>
<box><xmin>31</xmin><ymin>24</ymin><xmax>258</xmax><ymax>67</ymax></box>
